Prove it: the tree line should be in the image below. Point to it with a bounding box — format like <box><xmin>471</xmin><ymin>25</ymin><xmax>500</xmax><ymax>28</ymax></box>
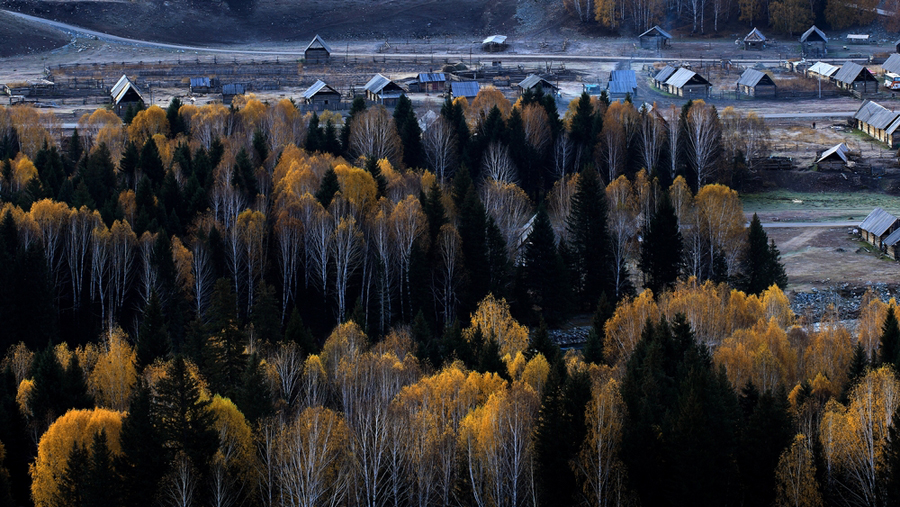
<box><xmin>0</xmin><ymin>88</ymin><xmax>798</xmax><ymax>507</ymax></box>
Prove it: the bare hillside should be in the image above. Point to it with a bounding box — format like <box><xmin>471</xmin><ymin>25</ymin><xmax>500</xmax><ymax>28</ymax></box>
<box><xmin>0</xmin><ymin>0</ymin><xmax>557</xmax><ymax>46</ymax></box>
<box><xmin>0</xmin><ymin>9</ymin><xmax>69</xmax><ymax>56</ymax></box>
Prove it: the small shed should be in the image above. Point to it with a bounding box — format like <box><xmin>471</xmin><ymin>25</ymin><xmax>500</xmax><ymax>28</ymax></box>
<box><xmin>517</xmin><ymin>74</ymin><xmax>559</xmax><ymax>95</ymax></box>
<box><xmin>609</xmin><ymin>70</ymin><xmax>637</xmax><ymax>90</ymax></box>
<box><xmin>305</xmin><ymin>35</ymin><xmax>332</xmax><ymax>64</ymax></box>
<box><xmin>853</xmin><ymin>100</ymin><xmax>900</xmax><ymax>147</ymax></box>
<box><xmin>222</xmin><ymin>83</ymin><xmax>246</xmax><ymax>105</ymax></box>
<box><xmin>450</xmin><ymin>81</ymin><xmax>480</xmax><ymax>100</ymax></box>
<box><xmin>483</xmin><ymin>35</ymin><xmax>508</xmax><ymax>52</ymax></box>
<box><xmin>833</xmin><ymin>61</ymin><xmax>877</xmax><ymax>92</ymax></box>
<box><xmin>860</xmin><ymin>207</ymin><xmax>900</xmax><ymax>249</ymax></box>
<box><xmin>807</xmin><ymin>61</ymin><xmax>839</xmax><ymax>81</ymax></box>
<box><xmin>111</xmin><ymin>75</ymin><xmax>145</xmax><ymax>117</ymax></box>
<box><xmin>653</xmin><ymin>65</ymin><xmax>677</xmax><ymax>89</ymax></box>
<box><xmin>663</xmin><ymin>68</ymin><xmax>711</xmax><ymax>97</ymax></box>
<box><xmin>737</xmin><ymin>68</ymin><xmax>776</xmax><ymax>97</ymax></box>
<box><xmin>416</xmin><ymin>73</ymin><xmax>447</xmax><ymax>93</ymax></box>
<box><xmin>190</xmin><ymin>77</ymin><xmax>214</xmax><ymax>94</ymax></box>
<box><xmin>364</xmin><ymin>74</ymin><xmax>406</xmax><ymax>105</ymax></box>
<box><xmin>743</xmin><ymin>28</ymin><xmax>766</xmax><ymax>51</ymax></box>
<box><xmin>301</xmin><ymin>80</ymin><xmax>341</xmax><ymax>108</ymax></box>
<box><xmin>638</xmin><ymin>25</ymin><xmax>672</xmax><ymax>50</ymax></box>
<box><xmin>800</xmin><ymin>25</ymin><xmax>827</xmax><ymax>57</ymax></box>
<box><xmin>815</xmin><ymin>143</ymin><xmax>849</xmax><ymax>171</ymax></box>
<box><xmin>883</xmin><ymin>53</ymin><xmax>900</xmax><ymax>75</ymax></box>
<box><xmin>846</xmin><ymin>34</ymin><xmax>870</xmax><ymax>44</ymax></box>
<box><xmin>883</xmin><ymin>228</ymin><xmax>900</xmax><ymax>259</ymax></box>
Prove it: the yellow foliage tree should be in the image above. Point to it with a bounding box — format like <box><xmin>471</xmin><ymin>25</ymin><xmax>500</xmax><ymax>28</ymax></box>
<box><xmin>467</xmin><ymin>87</ymin><xmax>512</xmax><ymax>127</ymax></box>
<box><xmin>30</xmin><ymin>408</ymin><xmax>124</xmax><ymax>507</ymax></box>
<box><xmin>88</xmin><ymin>327</ymin><xmax>138</xmax><ymax>411</ymax></box>
<box><xmin>127</xmin><ymin>105</ymin><xmax>169</xmax><ymax>146</ymax></box>
<box><xmin>334</xmin><ymin>164</ymin><xmax>377</xmax><ymax>210</ymax></box>
<box><xmin>464</xmin><ymin>294</ymin><xmax>529</xmax><ymax>361</ymax></box>
<box><xmin>604</xmin><ymin>289</ymin><xmax>660</xmax><ymax>366</ymax></box>
<box><xmin>775</xmin><ymin>434</ymin><xmax>822</xmax><ymax>507</ymax></box>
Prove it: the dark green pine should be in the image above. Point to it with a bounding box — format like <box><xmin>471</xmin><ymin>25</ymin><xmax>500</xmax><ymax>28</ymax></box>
<box><xmin>881</xmin><ymin>307</ymin><xmax>900</xmax><ymax>368</ymax></box>
<box><xmin>639</xmin><ymin>192</ymin><xmax>683</xmax><ymax>296</ymax></box>
<box><xmin>315</xmin><ymin>167</ymin><xmax>340</xmax><ymax>208</ymax></box>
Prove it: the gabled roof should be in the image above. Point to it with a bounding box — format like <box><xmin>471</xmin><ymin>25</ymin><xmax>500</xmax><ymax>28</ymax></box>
<box><xmin>800</xmin><ymin>25</ymin><xmax>827</xmax><ymax>43</ymax></box>
<box><xmin>609</xmin><ymin>69</ymin><xmax>637</xmax><ymax>89</ymax></box>
<box><xmin>518</xmin><ymin>74</ymin><xmax>558</xmax><ymax>91</ymax></box>
<box><xmin>847</xmin><ymin>34</ymin><xmax>869</xmax><ymax>41</ymax></box>
<box><xmin>744</xmin><ymin>28</ymin><xmax>766</xmax><ymax>42</ymax></box>
<box><xmin>808</xmin><ymin>61</ymin><xmax>839</xmax><ymax>77</ymax></box>
<box><xmin>483</xmin><ymin>35</ymin><xmax>507</xmax><ymax>44</ymax></box>
<box><xmin>816</xmin><ymin>143</ymin><xmax>849</xmax><ymax>164</ymax></box>
<box><xmin>222</xmin><ymin>83</ymin><xmax>246</xmax><ymax>95</ymax></box>
<box><xmin>833</xmin><ymin>61</ymin><xmax>875</xmax><ymax>85</ymax></box>
<box><xmin>737</xmin><ymin>68</ymin><xmax>775</xmax><ymax>87</ymax></box>
<box><xmin>883</xmin><ymin>227</ymin><xmax>900</xmax><ymax>247</ymax></box>
<box><xmin>305</xmin><ymin>34</ymin><xmax>332</xmax><ymax>54</ymax></box>
<box><xmin>853</xmin><ymin>100</ymin><xmax>900</xmax><ymax>130</ymax></box>
<box><xmin>302</xmin><ymin>80</ymin><xmax>339</xmax><ymax>99</ymax></box>
<box><xmin>418</xmin><ymin>73</ymin><xmax>447</xmax><ymax>83</ymax></box>
<box><xmin>639</xmin><ymin>25</ymin><xmax>672</xmax><ymax>39</ymax></box>
<box><xmin>860</xmin><ymin>207</ymin><xmax>899</xmax><ymax>236</ymax></box>
<box><xmin>884</xmin><ymin>54</ymin><xmax>900</xmax><ymax>75</ymax></box>
<box><xmin>190</xmin><ymin>77</ymin><xmax>211</xmax><ymax>88</ymax></box>
<box><xmin>111</xmin><ymin>75</ymin><xmax>144</xmax><ymax>104</ymax></box>
<box><xmin>451</xmin><ymin>81</ymin><xmax>480</xmax><ymax>98</ymax></box>
<box><xmin>365</xmin><ymin>74</ymin><xmax>405</xmax><ymax>95</ymax></box>
<box><xmin>665</xmin><ymin>68</ymin><xmax>710</xmax><ymax>88</ymax></box>
<box><xmin>607</xmin><ymin>81</ymin><xmax>636</xmax><ymax>94</ymax></box>
<box><xmin>654</xmin><ymin>65</ymin><xmax>677</xmax><ymax>83</ymax></box>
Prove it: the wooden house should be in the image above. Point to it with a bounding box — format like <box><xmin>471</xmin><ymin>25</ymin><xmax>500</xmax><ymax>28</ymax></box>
<box><xmin>301</xmin><ymin>80</ymin><xmax>341</xmax><ymax>109</ymax></box>
<box><xmin>190</xmin><ymin>77</ymin><xmax>215</xmax><ymax>94</ymax></box>
<box><xmin>517</xmin><ymin>74</ymin><xmax>559</xmax><ymax>95</ymax></box>
<box><xmin>853</xmin><ymin>100</ymin><xmax>900</xmax><ymax>148</ymax></box>
<box><xmin>883</xmin><ymin>228</ymin><xmax>900</xmax><ymax>259</ymax></box>
<box><xmin>305</xmin><ymin>35</ymin><xmax>332</xmax><ymax>64</ymax></box>
<box><xmin>884</xmin><ymin>54</ymin><xmax>900</xmax><ymax>75</ymax></box>
<box><xmin>743</xmin><ymin>28</ymin><xmax>766</xmax><ymax>50</ymax></box>
<box><xmin>415</xmin><ymin>73</ymin><xmax>447</xmax><ymax>93</ymax></box>
<box><xmin>364</xmin><ymin>74</ymin><xmax>406</xmax><ymax>105</ymax></box>
<box><xmin>638</xmin><ymin>26</ymin><xmax>672</xmax><ymax>50</ymax></box>
<box><xmin>222</xmin><ymin>83</ymin><xmax>246</xmax><ymax>105</ymax></box>
<box><xmin>846</xmin><ymin>34</ymin><xmax>870</xmax><ymax>44</ymax></box>
<box><xmin>800</xmin><ymin>25</ymin><xmax>827</xmax><ymax>57</ymax></box>
<box><xmin>482</xmin><ymin>35</ymin><xmax>508</xmax><ymax>52</ymax></box>
<box><xmin>833</xmin><ymin>61</ymin><xmax>877</xmax><ymax>92</ymax></box>
<box><xmin>663</xmin><ymin>68</ymin><xmax>710</xmax><ymax>97</ymax></box>
<box><xmin>737</xmin><ymin>68</ymin><xmax>776</xmax><ymax>97</ymax></box>
<box><xmin>815</xmin><ymin>143</ymin><xmax>850</xmax><ymax>171</ymax></box>
<box><xmin>111</xmin><ymin>75</ymin><xmax>144</xmax><ymax>117</ymax></box>
<box><xmin>807</xmin><ymin>61</ymin><xmax>839</xmax><ymax>81</ymax></box>
<box><xmin>607</xmin><ymin>69</ymin><xmax>637</xmax><ymax>99</ymax></box>
<box><xmin>450</xmin><ymin>81</ymin><xmax>480</xmax><ymax>100</ymax></box>
<box><xmin>860</xmin><ymin>207</ymin><xmax>900</xmax><ymax>249</ymax></box>
<box><xmin>653</xmin><ymin>66</ymin><xmax>677</xmax><ymax>89</ymax></box>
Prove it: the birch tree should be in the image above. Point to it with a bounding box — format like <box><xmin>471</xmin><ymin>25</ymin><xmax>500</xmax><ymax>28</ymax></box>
<box><xmin>424</xmin><ymin>116</ymin><xmax>456</xmax><ymax>183</ymax></box>
<box><xmin>685</xmin><ymin>101</ymin><xmax>722</xmax><ymax>189</ymax></box>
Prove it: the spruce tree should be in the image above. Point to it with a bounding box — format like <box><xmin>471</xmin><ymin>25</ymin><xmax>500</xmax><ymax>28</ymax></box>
<box><xmin>137</xmin><ymin>290</ymin><xmax>169</xmax><ymax>368</ymax></box>
<box><xmin>117</xmin><ymin>380</ymin><xmax>166</xmax><ymax>507</ymax></box>
<box><xmin>119</xmin><ymin>141</ymin><xmax>140</xmax><ymax>190</ymax></box>
<box><xmin>341</xmin><ymin>96</ymin><xmax>367</xmax><ymax>154</ymax></box>
<box><xmin>166</xmin><ymin>97</ymin><xmax>186</xmax><ymax>138</ymax></box>
<box><xmin>522</xmin><ymin>204</ymin><xmax>568</xmax><ymax>326</ymax></box>
<box><xmin>569</xmin><ymin>92</ymin><xmax>595</xmax><ymax>158</ymax></box>
<box><xmin>881</xmin><ymin>307</ymin><xmax>900</xmax><ymax>368</ymax></box>
<box><xmin>885</xmin><ymin>401</ymin><xmax>900</xmax><ymax>505</ymax></box>
<box><xmin>252</xmin><ymin>128</ymin><xmax>269</xmax><ymax>167</ymax></box>
<box><xmin>84</xmin><ymin>429</ymin><xmax>120</xmax><ymax>507</ymax></box>
<box><xmin>305</xmin><ymin>112</ymin><xmax>322</xmax><ymax>153</ymax></box>
<box><xmin>139</xmin><ymin>137</ymin><xmax>165</xmax><ymax>188</ymax></box>
<box><xmin>55</xmin><ymin>441</ymin><xmax>88</xmax><ymax>507</ymax></box>
<box><xmin>393</xmin><ymin>94</ymin><xmax>424</xmax><ymax>169</ymax></box>
<box><xmin>315</xmin><ymin>167</ymin><xmax>340</xmax><ymax>208</ymax></box>
<box><xmin>236</xmin><ymin>352</ymin><xmax>274</xmax><ymax>425</ymax></box>
<box><xmin>251</xmin><ymin>281</ymin><xmax>280</xmax><ymax>344</ymax></box>
<box><xmin>364</xmin><ymin>156</ymin><xmax>388</xmax><ymax>197</ymax></box>
<box><xmin>737</xmin><ymin>213</ymin><xmax>787</xmax><ymax>295</ymax></box>
<box><xmin>284</xmin><ymin>307</ymin><xmax>317</xmax><ymax>355</ymax></box>
<box><xmin>566</xmin><ymin>167</ymin><xmax>612</xmax><ymax>309</ymax></box>
<box><xmin>639</xmin><ymin>193</ymin><xmax>683</xmax><ymax>295</ymax></box>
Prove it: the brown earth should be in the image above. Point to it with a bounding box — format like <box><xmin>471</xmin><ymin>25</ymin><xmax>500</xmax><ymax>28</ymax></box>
<box><xmin>0</xmin><ymin>10</ymin><xmax>69</xmax><ymax>56</ymax></box>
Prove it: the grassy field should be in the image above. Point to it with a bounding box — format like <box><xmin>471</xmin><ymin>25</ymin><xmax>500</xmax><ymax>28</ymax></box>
<box><xmin>741</xmin><ymin>190</ymin><xmax>900</xmax><ymax>222</ymax></box>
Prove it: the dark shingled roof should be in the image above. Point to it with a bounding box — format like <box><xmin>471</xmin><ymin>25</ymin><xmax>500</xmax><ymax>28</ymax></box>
<box><xmin>654</xmin><ymin>66</ymin><xmax>677</xmax><ymax>83</ymax></box>
<box><xmin>609</xmin><ymin>69</ymin><xmax>637</xmax><ymax>89</ymax></box>
<box><xmin>860</xmin><ymin>207</ymin><xmax>899</xmax><ymax>237</ymax></box>
<box><xmin>853</xmin><ymin>100</ymin><xmax>900</xmax><ymax>132</ymax></box>
<box><xmin>222</xmin><ymin>83</ymin><xmax>245</xmax><ymax>95</ymax></box>
<box><xmin>450</xmin><ymin>81</ymin><xmax>480</xmax><ymax>98</ymax></box>
<box><xmin>665</xmin><ymin>68</ymin><xmax>710</xmax><ymax>88</ymax></box>
<box><xmin>418</xmin><ymin>73</ymin><xmax>447</xmax><ymax>83</ymax></box>
<box><xmin>883</xmin><ymin>227</ymin><xmax>900</xmax><ymax>247</ymax></box>
<box><xmin>305</xmin><ymin>35</ymin><xmax>333</xmax><ymax>54</ymax></box>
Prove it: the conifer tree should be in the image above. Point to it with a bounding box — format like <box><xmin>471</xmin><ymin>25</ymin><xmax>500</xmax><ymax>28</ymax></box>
<box><xmin>522</xmin><ymin>204</ymin><xmax>568</xmax><ymax>326</ymax></box>
<box><xmin>315</xmin><ymin>167</ymin><xmax>340</xmax><ymax>208</ymax></box>
<box><xmin>117</xmin><ymin>380</ymin><xmax>166</xmax><ymax>507</ymax></box>
<box><xmin>236</xmin><ymin>352</ymin><xmax>274</xmax><ymax>425</ymax></box>
<box><xmin>364</xmin><ymin>156</ymin><xmax>388</xmax><ymax>197</ymax></box>
<box><xmin>284</xmin><ymin>307</ymin><xmax>317</xmax><ymax>356</ymax></box>
<box><xmin>341</xmin><ymin>96</ymin><xmax>367</xmax><ymax>154</ymax></box>
<box><xmin>566</xmin><ymin>167</ymin><xmax>612</xmax><ymax>309</ymax></box>
<box><xmin>737</xmin><ymin>214</ymin><xmax>787</xmax><ymax>295</ymax></box>
<box><xmin>639</xmin><ymin>193</ymin><xmax>683</xmax><ymax>295</ymax></box>
<box><xmin>252</xmin><ymin>129</ymin><xmax>268</xmax><ymax>167</ymax></box>
<box><xmin>393</xmin><ymin>94</ymin><xmax>425</xmax><ymax>169</ymax></box>
<box><xmin>138</xmin><ymin>290</ymin><xmax>169</xmax><ymax>368</ymax></box>
<box><xmin>880</xmin><ymin>307</ymin><xmax>900</xmax><ymax>368</ymax></box>
<box><xmin>84</xmin><ymin>429</ymin><xmax>120</xmax><ymax>507</ymax></box>
<box><xmin>139</xmin><ymin>137</ymin><xmax>165</xmax><ymax>188</ymax></box>
<box><xmin>305</xmin><ymin>112</ymin><xmax>322</xmax><ymax>153</ymax></box>
<box><xmin>55</xmin><ymin>441</ymin><xmax>88</xmax><ymax>507</ymax></box>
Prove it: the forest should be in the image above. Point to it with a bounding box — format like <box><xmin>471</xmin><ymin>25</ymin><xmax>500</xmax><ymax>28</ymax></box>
<box><xmin>0</xmin><ymin>86</ymin><xmax>894</xmax><ymax>507</ymax></box>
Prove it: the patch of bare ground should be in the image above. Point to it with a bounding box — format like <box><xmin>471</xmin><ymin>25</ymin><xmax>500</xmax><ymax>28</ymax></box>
<box><xmin>0</xmin><ymin>10</ymin><xmax>69</xmax><ymax>56</ymax></box>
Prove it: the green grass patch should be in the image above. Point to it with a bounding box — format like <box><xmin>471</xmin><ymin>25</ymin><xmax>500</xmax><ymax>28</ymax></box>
<box><xmin>741</xmin><ymin>190</ymin><xmax>900</xmax><ymax>220</ymax></box>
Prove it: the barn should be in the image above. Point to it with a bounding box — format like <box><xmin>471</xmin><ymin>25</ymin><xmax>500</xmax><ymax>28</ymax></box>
<box><xmin>638</xmin><ymin>26</ymin><xmax>672</xmax><ymax>50</ymax></box>
<box><xmin>483</xmin><ymin>35</ymin><xmax>508</xmax><ymax>52</ymax></box>
<box><xmin>517</xmin><ymin>74</ymin><xmax>559</xmax><ymax>95</ymax></box>
<box><xmin>853</xmin><ymin>100</ymin><xmax>900</xmax><ymax>148</ymax></box>
<box><xmin>305</xmin><ymin>35</ymin><xmax>332</xmax><ymax>64</ymax></box>
<box><xmin>301</xmin><ymin>80</ymin><xmax>341</xmax><ymax>109</ymax></box>
<box><xmin>663</xmin><ymin>68</ymin><xmax>711</xmax><ymax>97</ymax></box>
<box><xmin>222</xmin><ymin>83</ymin><xmax>246</xmax><ymax>105</ymax></box>
<box><xmin>364</xmin><ymin>74</ymin><xmax>406</xmax><ymax>105</ymax></box>
<box><xmin>415</xmin><ymin>73</ymin><xmax>447</xmax><ymax>93</ymax></box>
<box><xmin>111</xmin><ymin>75</ymin><xmax>144</xmax><ymax>117</ymax></box>
<box><xmin>814</xmin><ymin>143</ymin><xmax>849</xmax><ymax>171</ymax></box>
<box><xmin>450</xmin><ymin>81</ymin><xmax>480</xmax><ymax>100</ymax></box>
<box><xmin>860</xmin><ymin>207</ymin><xmax>900</xmax><ymax>249</ymax></box>
<box><xmin>743</xmin><ymin>28</ymin><xmax>766</xmax><ymax>50</ymax></box>
<box><xmin>833</xmin><ymin>61</ymin><xmax>877</xmax><ymax>92</ymax></box>
<box><xmin>737</xmin><ymin>68</ymin><xmax>776</xmax><ymax>97</ymax></box>
<box><xmin>800</xmin><ymin>25</ymin><xmax>827</xmax><ymax>57</ymax></box>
